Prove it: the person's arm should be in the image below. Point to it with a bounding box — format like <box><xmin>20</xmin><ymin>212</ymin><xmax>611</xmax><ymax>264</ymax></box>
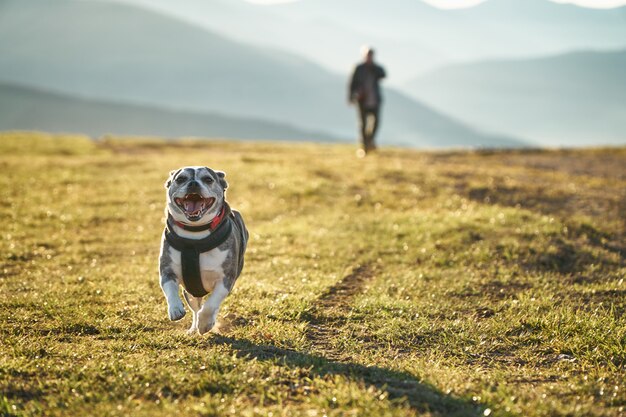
<box><xmin>378</xmin><ymin>65</ymin><xmax>386</xmax><ymax>80</ymax></box>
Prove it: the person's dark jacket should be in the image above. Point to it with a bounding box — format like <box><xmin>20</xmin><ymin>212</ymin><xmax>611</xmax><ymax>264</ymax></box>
<box><xmin>349</xmin><ymin>63</ymin><xmax>386</xmax><ymax>106</ymax></box>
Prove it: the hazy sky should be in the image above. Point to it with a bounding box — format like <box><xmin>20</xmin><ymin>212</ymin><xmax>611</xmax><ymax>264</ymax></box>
<box><xmin>245</xmin><ymin>0</ymin><xmax>626</xmax><ymax>8</ymax></box>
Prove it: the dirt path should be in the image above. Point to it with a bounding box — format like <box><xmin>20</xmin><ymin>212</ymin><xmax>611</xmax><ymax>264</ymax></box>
<box><xmin>315</xmin><ymin>264</ymin><xmax>375</xmax><ymax>309</ymax></box>
<box><xmin>304</xmin><ymin>264</ymin><xmax>375</xmax><ymax>361</ymax></box>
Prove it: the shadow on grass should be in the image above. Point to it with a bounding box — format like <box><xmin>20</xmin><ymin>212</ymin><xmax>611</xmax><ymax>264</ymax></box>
<box><xmin>210</xmin><ymin>267</ymin><xmax>485</xmax><ymax>415</ymax></box>
<box><xmin>210</xmin><ymin>334</ymin><xmax>482</xmax><ymax>417</ymax></box>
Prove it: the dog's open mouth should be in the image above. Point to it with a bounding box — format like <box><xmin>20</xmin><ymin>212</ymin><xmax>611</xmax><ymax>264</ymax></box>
<box><xmin>174</xmin><ymin>194</ymin><xmax>215</xmax><ymax>220</ymax></box>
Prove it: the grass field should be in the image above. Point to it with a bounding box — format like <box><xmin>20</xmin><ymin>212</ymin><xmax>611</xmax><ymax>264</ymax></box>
<box><xmin>1</xmin><ymin>132</ymin><xmax>624</xmax><ymax>417</ymax></box>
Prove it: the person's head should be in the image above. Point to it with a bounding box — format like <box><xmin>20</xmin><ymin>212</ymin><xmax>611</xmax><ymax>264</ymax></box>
<box><xmin>362</xmin><ymin>45</ymin><xmax>374</xmax><ymax>64</ymax></box>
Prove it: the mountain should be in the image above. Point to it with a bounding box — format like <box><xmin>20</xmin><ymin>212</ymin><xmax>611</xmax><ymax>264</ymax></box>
<box><xmin>0</xmin><ymin>0</ymin><xmax>335</xmax><ymax>126</ymax></box>
<box><xmin>0</xmin><ymin>83</ymin><xmax>341</xmax><ymax>141</ymax></box>
<box><xmin>265</xmin><ymin>0</ymin><xmax>626</xmax><ymax>60</ymax></box>
<box><xmin>449</xmin><ymin>0</ymin><xmax>626</xmax><ymax>61</ymax></box>
<box><xmin>87</xmin><ymin>0</ymin><xmax>447</xmax><ymax>83</ymax></box>
<box><xmin>404</xmin><ymin>49</ymin><xmax>626</xmax><ymax>146</ymax></box>
<box><xmin>0</xmin><ymin>0</ymin><xmax>523</xmax><ymax>148</ymax></box>
<box><xmin>162</xmin><ymin>0</ymin><xmax>625</xmax><ymax>83</ymax></box>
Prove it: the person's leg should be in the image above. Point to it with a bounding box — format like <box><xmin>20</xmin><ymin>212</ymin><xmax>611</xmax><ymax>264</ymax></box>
<box><xmin>363</xmin><ymin>108</ymin><xmax>378</xmax><ymax>152</ymax></box>
<box><xmin>358</xmin><ymin>103</ymin><xmax>368</xmax><ymax>150</ymax></box>
<box><xmin>364</xmin><ymin>111</ymin><xmax>373</xmax><ymax>151</ymax></box>
<box><xmin>369</xmin><ymin>106</ymin><xmax>380</xmax><ymax>150</ymax></box>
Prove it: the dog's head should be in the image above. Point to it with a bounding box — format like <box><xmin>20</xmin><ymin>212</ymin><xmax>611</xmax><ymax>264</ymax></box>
<box><xmin>165</xmin><ymin>166</ymin><xmax>228</xmax><ymax>224</ymax></box>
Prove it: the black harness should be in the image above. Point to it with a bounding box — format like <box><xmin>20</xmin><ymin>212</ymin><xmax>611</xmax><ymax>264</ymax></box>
<box><xmin>164</xmin><ymin>208</ymin><xmax>233</xmax><ymax>298</ymax></box>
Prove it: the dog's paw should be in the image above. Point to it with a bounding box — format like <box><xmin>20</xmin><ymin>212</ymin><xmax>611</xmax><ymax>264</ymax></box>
<box><xmin>198</xmin><ymin>321</ymin><xmax>215</xmax><ymax>335</ymax></box>
<box><xmin>168</xmin><ymin>302</ymin><xmax>186</xmax><ymax>321</ymax></box>
<box><xmin>197</xmin><ymin>310</ymin><xmax>216</xmax><ymax>335</ymax></box>
<box><xmin>197</xmin><ymin>319</ymin><xmax>215</xmax><ymax>335</ymax></box>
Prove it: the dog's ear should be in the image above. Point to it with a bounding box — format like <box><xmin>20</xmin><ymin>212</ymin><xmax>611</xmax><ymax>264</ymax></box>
<box><xmin>165</xmin><ymin>169</ymin><xmax>181</xmax><ymax>189</ymax></box>
<box><xmin>213</xmin><ymin>169</ymin><xmax>228</xmax><ymax>190</ymax></box>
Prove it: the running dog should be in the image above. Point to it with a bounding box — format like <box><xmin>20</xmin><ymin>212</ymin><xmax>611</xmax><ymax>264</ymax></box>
<box><xmin>159</xmin><ymin>166</ymin><xmax>248</xmax><ymax>335</ymax></box>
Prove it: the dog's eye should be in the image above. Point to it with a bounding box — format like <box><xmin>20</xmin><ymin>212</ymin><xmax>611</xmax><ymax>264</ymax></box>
<box><xmin>175</xmin><ymin>176</ymin><xmax>188</xmax><ymax>184</ymax></box>
<box><xmin>201</xmin><ymin>176</ymin><xmax>214</xmax><ymax>184</ymax></box>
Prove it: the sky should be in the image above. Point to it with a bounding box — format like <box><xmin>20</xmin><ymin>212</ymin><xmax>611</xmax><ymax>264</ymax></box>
<box><xmin>245</xmin><ymin>0</ymin><xmax>626</xmax><ymax>8</ymax></box>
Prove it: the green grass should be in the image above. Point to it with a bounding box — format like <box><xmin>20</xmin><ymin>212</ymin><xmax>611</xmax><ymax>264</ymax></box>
<box><xmin>1</xmin><ymin>131</ymin><xmax>624</xmax><ymax>417</ymax></box>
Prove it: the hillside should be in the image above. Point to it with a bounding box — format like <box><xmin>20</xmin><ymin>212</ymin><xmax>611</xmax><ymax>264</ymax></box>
<box><xmin>405</xmin><ymin>49</ymin><xmax>626</xmax><ymax>146</ymax></box>
<box><xmin>109</xmin><ymin>0</ymin><xmax>447</xmax><ymax>81</ymax></box>
<box><xmin>264</xmin><ymin>0</ymin><xmax>626</xmax><ymax>77</ymax></box>
<box><xmin>0</xmin><ymin>132</ymin><xmax>624</xmax><ymax>416</ymax></box>
<box><xmin>0</xmin><ymin>83</ymin><xmax>341</xmax><ymax>142</ymax></box>
<box><xmin>0</xmin><ymin>0</ymin><xmax>523</xmax><ymax>148</ymax></box>
<box><xmin>108</xmin><ymin>0</ymin><xmax>626</xmax><ymax>83</ymax></box>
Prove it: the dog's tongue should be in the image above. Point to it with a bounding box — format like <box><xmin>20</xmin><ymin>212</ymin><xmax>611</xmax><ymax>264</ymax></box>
<box><xmin>184</xmin><ymin>200</ymin><xmax>203</xmax><ymax>214</ymax></box>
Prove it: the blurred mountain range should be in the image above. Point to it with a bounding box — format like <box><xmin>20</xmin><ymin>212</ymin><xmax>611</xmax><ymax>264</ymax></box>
<box><xmin>0</xmin><ymin>0</ymin><xmax>523</xmax><ymax>148</ymax></box>
<box><xmin>0</xmin><ymin>0</ymin><xmax>624</xmax><ymax>147</ymax></box>
<box><xmin>110</xmin><ymin>0</ymin><xmax>626</xmax><ymax>83</ymax></box>
<box><xmin>405</xmin><ymin>49</ymin><xmax>626</xmax><ymax>146</ymax></box>
<box><xmin>0</xmin><ymin>83</ymin><xmax>339</xmax><ymax>142</ymax></box>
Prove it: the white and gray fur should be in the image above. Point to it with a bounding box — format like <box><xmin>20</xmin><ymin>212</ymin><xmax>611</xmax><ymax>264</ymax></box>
<box><xmin>159</xmin><ymin>166</ymin><xmax>248</xmax><ymax>335</ymax></box>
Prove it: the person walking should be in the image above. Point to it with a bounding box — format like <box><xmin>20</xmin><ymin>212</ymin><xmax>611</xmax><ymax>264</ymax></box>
<box><xmin>348</xmin><ymin>46</ymin><xmax>386</xmax><ymax>155</ymax></box>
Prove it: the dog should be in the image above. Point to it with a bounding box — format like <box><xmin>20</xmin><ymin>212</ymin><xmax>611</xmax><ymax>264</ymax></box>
<box><xmin>159</xmin><ymin>166</ymin><xmax>248</xmax><ymax>335</ymax></box>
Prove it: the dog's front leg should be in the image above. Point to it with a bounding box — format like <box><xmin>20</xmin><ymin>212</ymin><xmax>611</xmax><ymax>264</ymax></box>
<box><xmin>160</xmin><ymin>244</ymin><xmax>186</xmax><ymax>321</ymax></box>
<box><xmin>160</xmin><ymin>273</ymin><xmax>186</xmax><ymax>321</ymax></box>
<box><xmin>183</xmin><ymin>291</ymin><xmax>203</xmax><ymax>334</ymax></box>
<box><xmin>197</xmin><ymin>281</ymin><xmax>229</xmax><ymax>335</ymax></box>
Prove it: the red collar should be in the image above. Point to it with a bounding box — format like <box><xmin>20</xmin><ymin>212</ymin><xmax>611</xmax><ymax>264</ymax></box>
<box><xmin>171</xmin><ymin>204</ymin><xmax>229</xmax><ymax>232</ymax></box>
